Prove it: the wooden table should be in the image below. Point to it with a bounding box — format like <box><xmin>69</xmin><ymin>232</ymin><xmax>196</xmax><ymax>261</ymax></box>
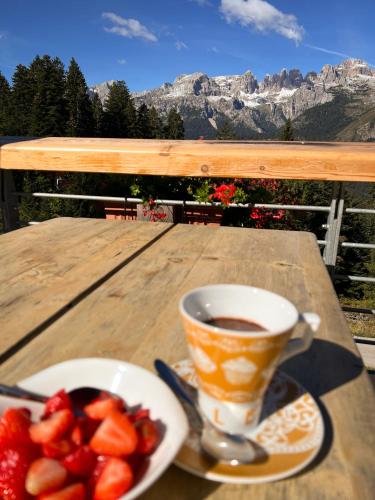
<box><xmin>0</xmin><ymin>218</ymin><xmax>374</xmax><ymax>499</ymax></box>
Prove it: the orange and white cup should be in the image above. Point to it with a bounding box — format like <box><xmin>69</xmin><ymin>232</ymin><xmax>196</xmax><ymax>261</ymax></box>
<box><xmin>179</xmin><ymin>284</ymin><xmax>320</xmax><ymax>436</ymax></box>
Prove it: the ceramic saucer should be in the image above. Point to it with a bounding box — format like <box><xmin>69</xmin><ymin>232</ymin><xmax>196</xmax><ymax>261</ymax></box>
<box><xmin>172</xmin><ymin>359</ymin><xmax>324</xmax><ymax>484</ymax></box>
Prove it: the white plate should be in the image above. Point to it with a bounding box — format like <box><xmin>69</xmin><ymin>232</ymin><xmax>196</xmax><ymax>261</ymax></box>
<box><xmin>0</xmin><ymin>358</ymin><xmax>189</xmax><ymax>500</ymax></box>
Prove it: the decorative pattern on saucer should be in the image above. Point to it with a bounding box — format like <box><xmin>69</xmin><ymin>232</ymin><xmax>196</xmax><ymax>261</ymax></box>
<box><xmin>172</xmin><ymin>359</ymin><xmax>324</xmax><ymax>484</ymax></box>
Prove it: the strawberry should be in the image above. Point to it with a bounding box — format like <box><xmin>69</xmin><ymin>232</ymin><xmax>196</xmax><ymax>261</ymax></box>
<box><xmin>93</xmin><ymin>458</ymin><xmax>133</xmax><ymax>500</ymax></box>
<box><xmin>73</xmin><ymin>417</ymin><xmax>100</xmax><ymax>444</ymax></box>
<box><xmin>0</xmin><ymin>407</ymin><xmax>33</xmax><ymax>447</ymax></box>
<box><xmin>132</xmin><ymin>408</ymin><xmax>150</xmax><ymax>422</ymax></box>
<box><xmin>30</xmin><ymin>409</ymin><xmax>74</xmax><ymax>444</ymax></box>
<box><xmin>38</xmin><ymin>482</ymin><xmax>86</xmax><ymax>500</ymax></box>
<box><xmin>0</xmin><ymin>446</ymin><xmax>34</xmax><ymax>500</ymax></box>
<box><xmin>87</xmin><ymin>457</ymin><xmax>109</xmax><ymax>494</ymax></box>
<box><xmin>89</xmin><ymin>410</ymin><xmax>138</xmax><ymax>457</ymax></box>
<box><xmin>136</xmin><ymin>419</ymin><xmax>160</xmax><ymax>455</ymax></box>
<box><xmin>44</xmin><ymin>390</ymin><xmax>72</xmax><ymax>418</ymax></box>
<box><xmin>42</xmin><ymin>439</ymin><xmax>75</xmax><ymax>459</ymax></box>
<box><xmin>62</xmin><ymin>445</ymin><xmax>97</xmax><ymax>477</ymax></box>
<box><xmin>70</xmin><ymin>425</ymin><xmax>84</xmax><ymax>446</ymax></box>
<box><xmin>25</xmin><ymin>457</ymin><xmax>67</xmax><ymax>496</ymax></box>
<box><xmin>84</xmin><ymin>396</ymin><xmax>124</xmax><ymax>420</ymax></box>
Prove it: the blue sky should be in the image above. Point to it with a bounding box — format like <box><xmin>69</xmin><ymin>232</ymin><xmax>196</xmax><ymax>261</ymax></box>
<box><xmin>0</xmin><ymin>0</ymin><xmax>374</xmax><ymax>91</ymax></box>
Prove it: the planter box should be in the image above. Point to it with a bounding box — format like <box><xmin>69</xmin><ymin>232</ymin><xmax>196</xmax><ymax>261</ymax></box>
<box><xmin>102</xmin><ymin>202</ymin><xmax>223</xmax><ymax>226</ymax></box>
<box><xmin>183</xmin><ymin>206</ymin><xmax>223</xmax><ymax>226</ymax></box>
<box><xmin>102</xmin><ymin>202</ymin><xmax>137</xmax><ymax>221</ymax></box>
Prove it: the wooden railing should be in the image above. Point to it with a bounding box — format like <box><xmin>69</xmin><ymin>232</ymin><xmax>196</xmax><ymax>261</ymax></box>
<box><xmin>1</xmin><ymin>137</ymin><xmax>375</xmax><ymax>181</ymax></box>
<box><xmin>1</xmin><ymin>137</ymin><xmax>374</xmax><ymax>285</ymax></box>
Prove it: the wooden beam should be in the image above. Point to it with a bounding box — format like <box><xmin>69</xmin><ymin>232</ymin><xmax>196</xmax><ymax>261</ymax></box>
<box><xmin>1</xmin><ymin>137</ymin><xmax>375</xmax><ymax>181</ymax></box>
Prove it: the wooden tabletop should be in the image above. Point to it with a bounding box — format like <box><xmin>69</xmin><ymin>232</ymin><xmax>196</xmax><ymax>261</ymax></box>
<box><xmin>0</xmin><ymin>218</ymin><xmax>374</xmax><ymax>499</ymax></box>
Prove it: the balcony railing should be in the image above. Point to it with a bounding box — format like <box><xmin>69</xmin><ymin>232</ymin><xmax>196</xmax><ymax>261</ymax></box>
<box><xmin>1</xmin><ymin>137</ymin><xmax>374</xmax><ymax>315</ymax></box>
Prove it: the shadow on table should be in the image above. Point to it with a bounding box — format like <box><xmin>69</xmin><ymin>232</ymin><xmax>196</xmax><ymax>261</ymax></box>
<box><xmin>139</xmin><ymin>465</ymin><xmax>220</xmax><ymax>500</ymax></box>
<box><xmin>280</xmin><ymin>338</ymin><xmax>363</xmax><ymax>398</ymax></box>
<box><xmin>279</xmin><ymin>338</ymin><xmax>364</xmax><ymax>473</ymax></box>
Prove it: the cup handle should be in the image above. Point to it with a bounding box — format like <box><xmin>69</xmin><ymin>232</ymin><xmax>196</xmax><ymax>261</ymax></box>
<box><xmin>279</xmin><ymin>312</ymin><xmax>320</xmax><ymax>364</ymax></box>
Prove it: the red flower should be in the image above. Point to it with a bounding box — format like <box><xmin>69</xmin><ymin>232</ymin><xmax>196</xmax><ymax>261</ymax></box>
<box><xmin>209</xmin><ymin>184</ymin><xmax>237</xmax><ymax>206</ymax></box>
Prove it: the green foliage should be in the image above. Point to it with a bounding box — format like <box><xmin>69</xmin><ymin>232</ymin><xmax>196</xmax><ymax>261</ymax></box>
<box><xmin>92</xmin><ymin>93</ymin><xmax>104</xmax><ymax>137</ymax></box>
<box><xmin>279</xmin><ymin>118</ymin><xmax>294</xmax><ymax>141</ymax></box>
<box><xmin>9</xmin><ymin>64</ymin><xmax>34</xmax><ymax>135</ymax></box>
<box><xmin>216</xmin><ymin>120</ymin><xmax>236</xmax><ymax>140</ymax></box>
<box><xmin>136</xmin><ymin>103</ymin><xmax>152</xmax><ymax>138</ymax></box>
<box><xmin>165</xmin><ymin>108</ymin><xmax>184</xmax><ymax>139</ymax></box>
<box><xmin>148</xmin><ymin>106</ymin><xmax>163</xmax><ymax>138</ymax></box>
<box><xmin>294</xmin><ymin>90</ymin><xmax>352</xmax><ymax>141</ymax></box>
<box><xmin>102</xmin><ymin>81</ymin><xmax>136</xmax><ymax>138</ymax></box>
<box><xmin>29</xmin><ymin>55</ymin><xmax>67</xmax><ymax>136</ymax></box>
<box><xmin>0</xmin><ymin>71</ymin><xmax>11</xmax><ymax>135</ymax></box>
<box><xmin>65</xmin><ymin>58</ymin><xmax>94</xmax><ymax>137</ymax></box>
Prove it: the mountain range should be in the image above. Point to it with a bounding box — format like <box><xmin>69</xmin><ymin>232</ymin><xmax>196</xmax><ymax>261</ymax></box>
<box><xmin>92</xmin><ymin>59</ymin><xmax>375</xmax><ymax>141</ymax></box>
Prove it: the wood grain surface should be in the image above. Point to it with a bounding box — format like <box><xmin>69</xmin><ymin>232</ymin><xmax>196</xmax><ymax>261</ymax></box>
<box><xmin>0</xmin><ymin>220</ymin><xmax>374</xmax><ymax>499</ymax></box>
<box><xmin>0</xmin><ymin>218</ymin><xmax>173</xmax><ymax>358</ymax></box>
<box><xmin>1</xmin><ymin>137</ymin><xmax>375</xmax><ymax>181</ymax></box>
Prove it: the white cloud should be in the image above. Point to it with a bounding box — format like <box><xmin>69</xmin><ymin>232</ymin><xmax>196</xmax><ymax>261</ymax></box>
<box><xmin>102</xmin><ymin>12</ymin><xmax>158</xmax><ymax>42</ymax></box>
<box><xmin>117</xmin><ymin>58</ymin><xmax>127</xmax><ymax>65</ymax></box>
<box><xmin>220</xmin><ymin>0</ymin><xmax>304</xmax><ymax>44</ymax></box>
<box><xmin>304</xmin><ymin>44</ymin><xmax>351</xmax><ymax>59</ymax></box>
<box><xmin>175</xmin><ymin>40</ymin><xmax>188</xmax><ymax>50</ymax></box>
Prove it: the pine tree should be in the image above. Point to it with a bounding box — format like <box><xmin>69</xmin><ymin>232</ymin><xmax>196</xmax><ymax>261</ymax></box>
<box><xmin>10</xmin><ymin>64</ymin><xmax>34</xmax><ymax>136</ymax></box>
<box><xmin>92</xmin><ymin>93</ymin><xmax>104</xmax><ymax>137</ymax></box>
<box><xmin>0</xmin><ymin>72</ymin><xmax>11</xmax><ymax>135</ymax></box>
<box><xmin>29</xmin><ymin>55</ymin><xmax>67</xmax><ymax>136</ymax></box>
<box><xmin>65</xmin><ymin>58</ymin><xmax>94</xmax><ymax>137</ymax></box>
<box><xmin>216</xmin><ymin>120</ymin><xmax>236</xmax><ymax>140</ymax></box>
<box><xmin>102</xmin><ymin>81</ymin><xmax>136</xmax><ymax>138</ymax></box>
<box><xmin>149</xmin><ymin>106</ymin><xmax>163</xmax><ymax>139</ymax></box>
<box><xmin>165</xmin><ymin>108</ymin><xmax>184</xmax><ymax>139</ymax></box>
<box><xmin>280</xmin><ymin>118</ymin><xmax>294</xmax><ymax>141</ymax></box>
<box><xmin>136</xmin><ymin>103</ymin><xmax>152</xmax><ymax>138</ymax></box>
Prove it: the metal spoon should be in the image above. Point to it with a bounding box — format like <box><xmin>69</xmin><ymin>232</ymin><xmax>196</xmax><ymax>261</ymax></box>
<box><xmin>0</xmin><ymin>384</ymin><xmax>121</xmax><ymax>414</ymax></box>
<box><xmin>154</xmin><ymin>359</ymin><xmax>256</xmax><ymax>465</ymax></box>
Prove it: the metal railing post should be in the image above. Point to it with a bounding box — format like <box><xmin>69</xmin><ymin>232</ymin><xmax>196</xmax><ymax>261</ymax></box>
<box><xmin>0</xmin><ymin>170</ymin><xmax>20</xmax><ymax>232</ymax></box>
<box><xmin>323</xmin><ymin>182</ymin><xmax>345</xmax><ymax>276</ymax></box>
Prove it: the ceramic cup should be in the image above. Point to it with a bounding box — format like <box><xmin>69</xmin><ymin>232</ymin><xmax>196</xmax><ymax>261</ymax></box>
<box><xmin>179</xmin><ymin>284</ymin><xmax>320</xmax><ymax>436</ymax></box>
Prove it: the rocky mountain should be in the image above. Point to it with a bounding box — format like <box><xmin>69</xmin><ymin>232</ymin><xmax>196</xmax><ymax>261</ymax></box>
<box><xmin>92</xmin><ymin>59</ymin><xmax>375</xmax><ymax>141</ymax></box>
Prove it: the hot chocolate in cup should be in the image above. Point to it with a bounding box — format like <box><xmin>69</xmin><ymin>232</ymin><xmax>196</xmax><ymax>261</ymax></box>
<box><xmin>179</xmin><ymin>284</ymin><xmax>320</xmax><ymax>436</ymax></box>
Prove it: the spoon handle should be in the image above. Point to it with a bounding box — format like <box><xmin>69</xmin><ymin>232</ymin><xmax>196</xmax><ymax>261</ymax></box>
<box><xmin>154</xmin><ymin>359</ymin><xmax>198</xmax><ymax>408</ymax></box>
<box><xmin>0</xmin><ymin>383</ymin><xmax>47</xmax><ymax>403</ymax></box>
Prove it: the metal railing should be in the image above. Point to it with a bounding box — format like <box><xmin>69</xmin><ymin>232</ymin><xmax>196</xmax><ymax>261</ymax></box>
<box><xmin>11</xmin><ymin>188</ymin><xmax>375</xmax><ymax>292</ymax></box>
<box><xmin>0</xmin><ymin>138</ymin><xmax>374</xmax><ymax>317</ymax></box>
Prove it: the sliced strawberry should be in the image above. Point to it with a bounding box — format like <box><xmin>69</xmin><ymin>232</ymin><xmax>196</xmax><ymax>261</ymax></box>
<box><xmin>30</xmin><ymin>409</ymin><xmax>74</xmax><ymax>444</ymax></box>
<box><xmin>88</xmin><ymin>457</ymin><xmax>109</xmax><ymax>493</ymax></box>
<box><xmin>94</xmin><ymin>457</ymin><xmax>133</xmax><ymax>500</ymax></box>
<box><xmin>70</xmin><ymin>425</ymin><xmax>84</xmax><ymax>446</ymax></box>
<box><xmin>74</xmin><ymin>416</ymin><xmax>100</xmax><ymax>443</ymax></box>
<box><xmin>89</xmin><ymin>410</ymin><xmax>138</xmax><ymax>457</ymax></box>
<box><xmin>0</xmin><ymin>407</ymin><xmax>33</xmax><ymax>447</ymax></box>
<box><xmin>84</xmin><ymin>396</ymin><xmax>124</xmax><ymax>420</ymax></box>
<box><xmin>42</xmin><ymin>439</ymin><xmax>75</xmax><ymax>459</ymax></box>
<box><xmin>44</xmin><ymin>390</ymin><xmax>72</xmax><ymax>418</ymax></box>
<box><xmin>25</xmin><ymin>457</ymin><xmax>67</xmax><ymax>496</ymax></box>
<box><xmin>62</xmin><ymin>446</ymin><xmax>97</xmax><ymax>478</ymax></box>
<box><xmin>132</xmin><ymin>408</ymin><xmax>150</xmax><ymax>422</ymax></box>
<box><xmin>0</xmin><ymin>446</ymin><xmax>35</xmax><ymax>500</ymax></box>
<box><xmin>136</xmin><ymin>419</ymin><xmax>160</xmax><ymax>455</ymax></box>
<box><xmin>38</xmin><ymin>482</ymin><xmax>86</xmax><ymax>500</ymax></box>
